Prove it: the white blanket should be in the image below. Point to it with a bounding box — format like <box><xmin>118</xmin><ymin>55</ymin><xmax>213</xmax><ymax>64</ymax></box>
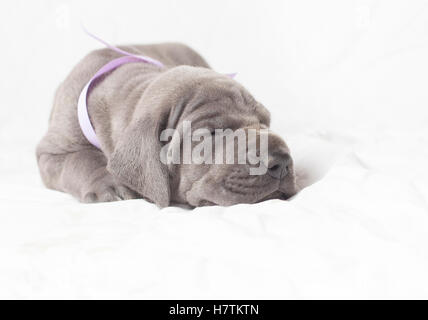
<box><xmin>1</xmin><ymin>0</ymin><xmax>427</xmax><ymax>299</ymax></box>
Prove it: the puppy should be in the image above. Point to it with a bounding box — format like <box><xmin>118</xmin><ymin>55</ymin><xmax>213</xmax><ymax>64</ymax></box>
<box><xmin>36</xmin><ymin>43</ymin><xmax>296</xmax><ymax>207</ymax></box>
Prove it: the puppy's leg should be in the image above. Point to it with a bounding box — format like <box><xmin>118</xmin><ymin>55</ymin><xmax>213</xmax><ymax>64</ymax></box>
<box><xmin>37</xmin><ymin>148</ymin><xmax>139</xmax><ymax>203</ymax></box>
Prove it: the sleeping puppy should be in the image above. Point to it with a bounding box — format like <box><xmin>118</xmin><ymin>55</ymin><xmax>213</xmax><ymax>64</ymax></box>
<box><xmin>36</xmin><ymin>43</ymin><xmax>296</xmax><ymax>208</ymax></box>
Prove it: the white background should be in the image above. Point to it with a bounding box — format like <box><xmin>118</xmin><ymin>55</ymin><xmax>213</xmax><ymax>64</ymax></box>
<box><xmin>1</xmin><ymin>0</ymin><xmax>428</xmax><ymax>299</ymax></box>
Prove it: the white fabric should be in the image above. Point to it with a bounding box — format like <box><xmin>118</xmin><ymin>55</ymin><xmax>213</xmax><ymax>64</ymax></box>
<box><xmin>1</xmin><ymin>0</ymin><xmax>428</xmax><ymax>299</ymax></box>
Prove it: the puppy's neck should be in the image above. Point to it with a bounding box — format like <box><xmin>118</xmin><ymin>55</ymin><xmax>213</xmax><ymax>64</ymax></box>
<box><xmin>87</xmin><ymin>63</ymin><xmax>164</xmax><ymax>154</ymax></box>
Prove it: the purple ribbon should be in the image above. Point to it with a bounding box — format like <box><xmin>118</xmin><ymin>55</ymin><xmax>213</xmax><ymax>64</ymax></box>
<box><xmin>78</xmin><ymin>28</ymin><xmax>236</xmax><ymax>149</ymax></box>
<box><xmin>78</xmin><ymin>29</ymin><xmax>165</xmax><ymax>149</ymax></box>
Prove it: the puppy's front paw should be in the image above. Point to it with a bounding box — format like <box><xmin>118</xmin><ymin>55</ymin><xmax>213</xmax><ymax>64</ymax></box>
<box><xmin>81</xmin><ymin>170</ymin><xmax>139</xmax><ymax>203</ymax></box>
<box><xmin>82</xmin><ymin>185</ymin><xmax>139</xmax><ymax>203</ymax></box>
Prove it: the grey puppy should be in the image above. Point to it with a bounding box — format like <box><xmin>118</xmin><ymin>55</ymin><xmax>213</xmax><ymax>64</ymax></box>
<box><xmin>36</xmin><ymin>43</ymin><xmax>296</xmax><ymax>208</ymax></box>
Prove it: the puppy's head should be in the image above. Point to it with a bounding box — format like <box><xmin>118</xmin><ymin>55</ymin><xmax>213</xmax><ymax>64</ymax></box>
<box><xmin>107</xmin><ymin>66</ymin><xmax>296</xmax><ymax>208</ymax></box>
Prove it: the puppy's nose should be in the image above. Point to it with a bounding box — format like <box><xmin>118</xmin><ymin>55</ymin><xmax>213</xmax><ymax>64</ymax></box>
<box><xmin>267</xmin><ymin>153</ymin><xmax>290</xmax><ymax>179</ymax></box>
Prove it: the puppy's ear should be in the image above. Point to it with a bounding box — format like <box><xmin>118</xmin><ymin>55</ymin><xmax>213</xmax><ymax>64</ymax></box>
<box><xmin>107</xmin><ymin>114</ymin><xmax>170</xmax><ymax>208</ymax></box>
<box><xmin>106</xmin><ymin>66</ymin><xmax>198</xmax><ymax>207</ymax></box>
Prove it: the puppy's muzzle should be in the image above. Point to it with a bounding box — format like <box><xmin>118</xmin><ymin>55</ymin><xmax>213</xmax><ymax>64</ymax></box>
<box><xmin>267</xmin><ymin>152</ymin><xmax>291</xmax><ymax>179</ymax></box>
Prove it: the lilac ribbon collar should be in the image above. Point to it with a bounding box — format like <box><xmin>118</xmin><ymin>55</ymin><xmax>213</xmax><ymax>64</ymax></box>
<box><xmin>78</xmin><ymin>29</ymin><xmax>235</xmax><ymax>149</ymax></box>
<box><xmin>78</xmin><ymin>29</ymin><xmax>165</xmax><ymax>149</ymax></box>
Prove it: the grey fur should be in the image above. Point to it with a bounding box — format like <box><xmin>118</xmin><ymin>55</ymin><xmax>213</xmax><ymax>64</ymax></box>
<box><xmin>36</xmin><ymin>43</ymin><xmax>296</xmax><ymax>208</ymax></box>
